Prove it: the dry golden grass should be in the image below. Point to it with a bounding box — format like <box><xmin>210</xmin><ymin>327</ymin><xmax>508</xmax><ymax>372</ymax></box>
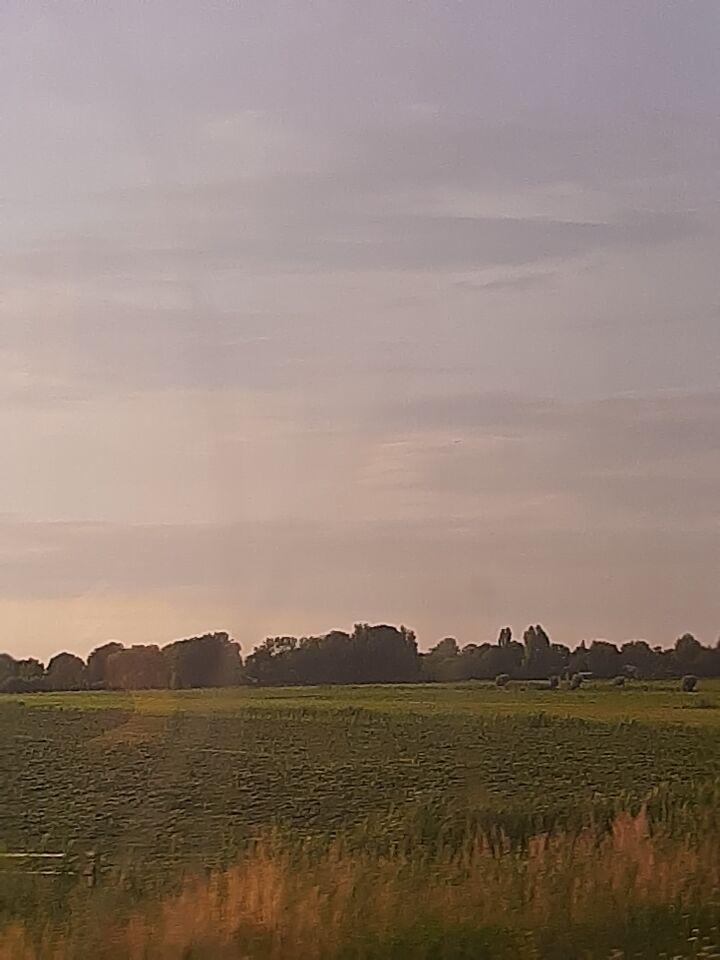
<box><xmin>4</xmin><ymin>808</ymin><xmax>720</xmax><ymax>960</ymax></box>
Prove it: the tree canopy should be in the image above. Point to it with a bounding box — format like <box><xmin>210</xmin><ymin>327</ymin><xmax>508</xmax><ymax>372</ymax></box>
<box><xmin>1</xmin><ymin>627</ymin><xmax>719</xmax><ymax>693</ymax></box>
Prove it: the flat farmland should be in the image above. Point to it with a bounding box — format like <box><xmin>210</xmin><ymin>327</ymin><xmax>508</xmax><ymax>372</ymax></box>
<box><xmin>3</xmin><ymin>682</ymin><xmax>720</xmax><ymax>959</ymax></box>
<box><xmin>11</xmin><ymin>678</ymin><xmax>720</xmax><ymax>724</ymax></box>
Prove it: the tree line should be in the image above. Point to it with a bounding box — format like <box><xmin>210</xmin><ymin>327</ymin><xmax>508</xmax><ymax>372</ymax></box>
<box><xmin>0</xmin><ymin>632</ymin><xmax>242</xmax><ymax>693</ymax></box>
<box><xmin>1</xmin><ymin>624</ymin><xmax>719</xmax><ymax>693</ymax></box>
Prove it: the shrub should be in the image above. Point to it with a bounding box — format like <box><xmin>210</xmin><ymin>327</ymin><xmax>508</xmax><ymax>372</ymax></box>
<box><xmin>613</xmin><ymin>676</ymin><xmax>625</xmax><ymax>687</ymax></box>
<box><xmin>681</xmin><ymin>675</ymin><xmax>698</xmax><ymax>693</ymax></box>
<box><xmin>495</xmin><ymin>674</ymin><xmax>510</xmax><ymax>688</ymax></box>
<box><xmin>569</xmin><ymin>674</ymin><xmax>582</xmax><ymax>690</ymax></box>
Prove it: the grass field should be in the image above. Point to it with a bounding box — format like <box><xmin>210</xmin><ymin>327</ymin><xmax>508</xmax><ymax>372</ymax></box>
<box><xmin>3</xmin><ymin>681</ymin><xmax>720</xmax><ymax>958</ymax></box>
<box><xmin>8</xmin><ymin>677</ymin><xmax>720</xmax><ymax>724</ymax></box>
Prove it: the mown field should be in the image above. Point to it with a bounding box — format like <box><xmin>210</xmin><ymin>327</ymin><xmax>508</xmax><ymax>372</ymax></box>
<box><xmin>12</xmin><ymin>678</ymin><xmax>720</xmax><ymax>724</ymax></box>
<box><xmin>2</xmin><ymin>681</ymin><xmax>720</xmax><ymax>959</ymax></box>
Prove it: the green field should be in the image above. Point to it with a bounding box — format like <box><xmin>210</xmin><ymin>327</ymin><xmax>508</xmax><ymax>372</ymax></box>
<box><xmin>9</xmin><ymin>678</ymin><xmax>720</xmax><ymax>723</ymax></box>
<box><xmin>3</xmin><ymin>681</ymin><xmax>720</xmax><ymax>959</ymax></box>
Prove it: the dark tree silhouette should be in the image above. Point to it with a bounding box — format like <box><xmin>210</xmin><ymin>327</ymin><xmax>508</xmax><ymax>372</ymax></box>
<box><xmin>421</xmin><ymin>637</ymin><xmax>461</xmax><ymax>682</ymax></box>
<box><xmin>0</xmin><ymin>654</ymin><xmax>16</xmax><ymax>687</ymax></box>
<box><xmin>86</xmin><ymin>642</ymin><xmax>124</xmax><ymax>688</ymax></box>
<box><xmin>163</xmin><ymin>632</ymin><xmax>243</xmax><ymax>689</ymax></box>
<box><xmin>523</xmin><ymin>625</ymin><xmax>552</xmax><ymax>678</ymax></box>
<box><xmin>17</xmin><ymin>658</ymin><xmax>44</xmax><ymax>681</ymax></box>
<box><xmin>497</xmin><ymin>627</ymin><xmax>513</xmax><ymax>647</ymax></box>
<box><xmin>246</xmin><ymin>624</ymin><xmax>419</xmax><ymax>686</ymax></box>
<box><xmin>106</xmin><ymin>645</ymin><xmax>170</xmax><ymax>690</ymax></box>
<box><xmin>3</xmin><ymin>623</ymin><xmax>720</xmax><ymax>692</ymax></box>
<box><xmin>45</xmin><ymin>652</ymin><xmax>85</xmax><ymax>691</ymax></box>
<box><xmin>586</xmin><ymin>641</ymin><xmax>622</xmax><ymax>679</ymax></box>
<box><xmin>675</xmin><ymin>633</ymin><xmax>703</xmax><ymax>669</ymax></box>
<box><xmin>620</xmin><ymin>641</ymin><xmax>657</xmax><ymax>679</ymax></box>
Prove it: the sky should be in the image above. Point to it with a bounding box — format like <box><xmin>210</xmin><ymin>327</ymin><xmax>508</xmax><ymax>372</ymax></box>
<box><xmin>1</xmin><ymin>1</ymin><xmax>719</xmax><ymax>660</ymax></box>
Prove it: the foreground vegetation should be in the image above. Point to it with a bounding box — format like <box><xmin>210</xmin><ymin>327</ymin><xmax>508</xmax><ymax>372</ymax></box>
<box><xmin>5</xmin><ymin>808</ymin><xmax>720</xmax><ymax>960</ymax></box>
<box><xmin>3</xmin><ymin>682</ymin><xmax>720</xmax><ymax>958</ymax></box>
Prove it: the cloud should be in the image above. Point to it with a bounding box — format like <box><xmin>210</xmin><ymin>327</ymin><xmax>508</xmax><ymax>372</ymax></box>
<box><xmin>373</xmin><ymin>390</ymin><xmax>720</xmax><ymax>531</ymax></box>
<box><xmin>1</xmin><ymin>1</ymin><xmax>719</xmax><ymax>655</ymax></box>
<box><xmin>4</xmin><ymin>187</ymin><xmax>699</xmax><ymax>284</ymax></box>
<box><xmin>0</xmin><ymin>388</ymin><xmax>717</xmax><ymax>654</ymax></box>
<box><xmin>4</xmin><ymin>104</ymin><xmax>714</xmax><ymax>288</ymax></box>
<box><xmin>0</xmin><ymin>501</ymin><xmax>716</xmax><ymax>657</ymax></box>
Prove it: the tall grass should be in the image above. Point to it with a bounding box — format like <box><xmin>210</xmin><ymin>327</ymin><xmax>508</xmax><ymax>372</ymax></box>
<box><xmin>4</xmin><ymin>804</ymin><xmax>720</xmax><ymax>960</ymax></box>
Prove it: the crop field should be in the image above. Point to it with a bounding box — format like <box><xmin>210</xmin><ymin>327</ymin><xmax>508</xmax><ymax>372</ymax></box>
<box><xmin>3</xmin><ymin>681</ymin><xmax>720</xmax><ymax>959</ymax></box>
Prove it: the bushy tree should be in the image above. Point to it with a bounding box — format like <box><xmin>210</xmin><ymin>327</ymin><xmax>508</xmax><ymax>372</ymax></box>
<box><xmin>675</xmin><ymin>633</ymin><xmax>702</xmax><ymax>670</ymax></box>
<box><xmin>691</xmin><ymin>647</ymin><xmax>720</xmax><ymax>677</ymax></box>
<box><xmin>422</xmin><ymin>638</ymin><xmax>461</xmax><ymax>682</ymax></box>
<box><xmin>17</xmin><ymin>658</ymin><xmax>44</xmax><ymax>681</ymax></box>
<box><xmin>246</xmin><ymin>624</ymin><xmax>419</xmax><ymax>686</ymax></box>
<box><xmin>164</xmin><ymin>632</ymin><xmax>243</xmax><ymax>689</ymax></box>
<box><xmin>0</xmin><ymin>654</ymin><xmax>17</xmax><ymax>686</ymax></box>
<box><xmin>86</xmin><ymin>642</ymin><xmax>124</xmax><ymax>688</ymax></box>
<box><xmin>245</xmin><ymin>636</ymin><xmax>301</xmax><ymax>685</ymax></box>
<box><xmin>468</xmin><ymin>640</ymin><xmax>523</xmax><ymax>680</ymax></box>
<box><xmin>106</xmin><ymin>645</ymin><xmax>170</xmax><ymax>690</ymax></box>
<box><xmin>348</xmin><ymin>624</ymin><xmax>420</xmax><ymax>683</ymax></box>
<box><xmin>620</xmin><ymin>641</ymin><xmax>655</xmax><ymax>679</ymax></box>
<box><xmin>456</xmin><ymin>643</ymin><xmax>492</xmax><ymax>680</ymax></box>
<box><xmin>45</xmin><ymin>652</ymin><xmax>85</xmax><ymax>691</ymax></box>
<box><xmin>586</xmin><ymin>641</ymin><xmax>621</xmax><ymax>679</ymax></box>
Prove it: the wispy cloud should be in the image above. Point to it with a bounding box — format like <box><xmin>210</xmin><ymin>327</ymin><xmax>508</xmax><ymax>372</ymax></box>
<box><xmin>1</xmin><ymin>0</ymin><xmax>719</xmax><ymax>653</ymax></box>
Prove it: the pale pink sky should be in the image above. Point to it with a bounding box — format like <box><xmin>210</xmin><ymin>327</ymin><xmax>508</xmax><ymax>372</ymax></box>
<box><xmin>1</xmin><ymin>1</ymin><xmax>719</xmax><ymax>659</ymax></box>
